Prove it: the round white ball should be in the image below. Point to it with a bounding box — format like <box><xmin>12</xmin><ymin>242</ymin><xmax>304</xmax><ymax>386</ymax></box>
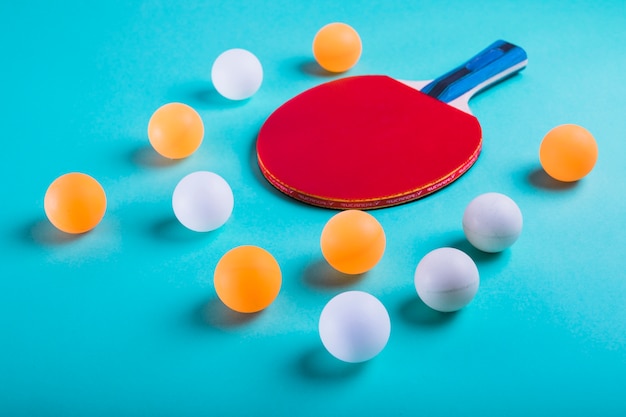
<box><xmin>414</xmin><ymin>247</ymin><xmax>479</xmax><ymax>312</ymax></box>
<box><xmin>319</xmin><ymin>291</ymin><xmax>391</xmax><ymax>363</ymax></box>
<box><xmin>172</xmin><ymin>171</ymin><xmax>234</xmax><ymax>232</ymax></box>
<box><xmin>211</xmin><ymin>48</ymin><xmax>263</xmax><ymax>100</ymax></box>
<box><xmin>462</xmin><ymin>192</ymin><xmax>523</xmax><ymax>253</ymax></box>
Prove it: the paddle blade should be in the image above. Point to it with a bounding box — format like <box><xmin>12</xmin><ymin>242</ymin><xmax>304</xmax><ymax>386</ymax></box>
<box><xmin>257</xmin><ymin>75</ymin><xmax>481</xmax><ymax>209</ymax></box>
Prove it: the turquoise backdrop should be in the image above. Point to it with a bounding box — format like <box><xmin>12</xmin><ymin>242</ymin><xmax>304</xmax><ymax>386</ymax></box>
<box><xmin>1</xmin><ymin>1</ymin><xmax>625</xmax><ymax>416</ymax></box>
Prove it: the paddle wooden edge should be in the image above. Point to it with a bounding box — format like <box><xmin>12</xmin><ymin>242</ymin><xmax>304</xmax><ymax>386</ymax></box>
<box><xmin>256</xmin><ymin>139</ymin><xmax>481</xmax><ymax>210</ymax></box>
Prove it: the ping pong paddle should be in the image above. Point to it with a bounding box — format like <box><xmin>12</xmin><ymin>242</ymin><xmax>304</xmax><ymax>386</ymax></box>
<box><xmin>257</xmin><ymin>40</ymin><xmax>527</xmax><ymax>209</ymax></box>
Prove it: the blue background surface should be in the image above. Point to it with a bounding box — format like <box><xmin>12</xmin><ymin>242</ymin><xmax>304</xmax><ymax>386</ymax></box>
<box><xmin>2</xmin><ymin>1</ymin><xmax>626</xmax><ymax>416</ymax></box>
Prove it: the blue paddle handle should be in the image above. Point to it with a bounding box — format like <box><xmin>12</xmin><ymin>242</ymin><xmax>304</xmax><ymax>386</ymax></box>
<box><xmin>421</xmin><ymin>40</ymin><xmax>527</xmax><ymax>103</ymax></box>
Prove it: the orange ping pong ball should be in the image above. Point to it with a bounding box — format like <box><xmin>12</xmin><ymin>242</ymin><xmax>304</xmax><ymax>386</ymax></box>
<box><xmin>539</xmin><ymin>124</ymin><xmax>598</xmax><ymax>182</ymax></box>
<box><xmin>214</xmin><ymin>246</ymin><xmax>282</xmax><ymax>313</ymax></box>
<box><xmin>320</xmin><ymin>210</ymin><xmax>386</xmax><ymax>275</ymax></box>
<box><xmin>313</xmin><ymin>22</ymin><xmax>362</xmax><ymax>73</ymax></box>
<box><xmin>44</xmin><ymin>172</ymin><xmax>107</xmax><ymax>234</ymax></box>
<box><xmin>147</xmin><ymin>102</ymin><xmax>204</xmax><ymax>159</ymax></box>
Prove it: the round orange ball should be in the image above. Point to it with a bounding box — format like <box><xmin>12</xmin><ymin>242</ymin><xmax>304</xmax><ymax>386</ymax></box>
<box><xmin>147</xmin><ymin>102</ymin><xmax>204</xmax><ymax>159</ymax></box>
<box><xmin>312</xmin><ymin>22</ymin><xmax>362</xmax><ymax>73</ymax></box>
<box><xmin>44</xmin><ymin>173</ymin><xmax>107</xmax><ymax>234</ymax></box>
<box><xmin>539</xmin><ymin>124</ymin><xmax>598</xmax><ymax>182</ymax></box>
<box><xmin>214</xmin><ymin>246</ymin><xmax>282</xmax><ymax>313</ymax></box>
<box><xmin>320</xmin><ymin>210</ymin><xmax>386</xmax><ymax>275</ymax></box>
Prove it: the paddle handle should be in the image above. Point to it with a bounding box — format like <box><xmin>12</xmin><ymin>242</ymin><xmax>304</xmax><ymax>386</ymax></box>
<box><xmin>421</xmin><ymin>40</ymin><xmax>527</xmax><ymax>104</ymax></box>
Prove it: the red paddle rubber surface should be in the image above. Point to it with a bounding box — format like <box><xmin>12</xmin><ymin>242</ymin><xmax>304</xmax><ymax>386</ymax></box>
<box><xmin>257</xmin><ymin>75</ymin><xmax>482</xmax><ymax>209</ymax></box>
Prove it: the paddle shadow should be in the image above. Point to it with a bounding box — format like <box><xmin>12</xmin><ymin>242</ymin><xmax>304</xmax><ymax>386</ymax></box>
<box><xmin>248</xmin><ymin>133</ymin><xmax>272</xmax><ymax>188</ymax></box>
<box><xmin>248</xmin><ymin>134</ymin><xmax>312</xmax><ymax>206</ymax></box>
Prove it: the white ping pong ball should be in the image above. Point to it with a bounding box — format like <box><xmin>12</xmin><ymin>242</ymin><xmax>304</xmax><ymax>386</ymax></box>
<box><xmin>172</xmin><ymin>171</ymin><xmax>234</xmax><ymax>232</ymax></box>
<box><xmin>319</xmin><ymin>291</ymin><xmax>391</xmax><ymax>363</ymax></box>
<box><xmin>414</xmin><ymin>248</ymin><xmax>479</xmax><ymax>313</ymax></box>
<box><xmin>462</xmin><ymin>192</ymin><xmax>523</xmax><ymax>253</ymax></box>
<box><xmin>211</xmin><ymin>48</ymin><xmax>263</xmax><ymax>100</ymax></box>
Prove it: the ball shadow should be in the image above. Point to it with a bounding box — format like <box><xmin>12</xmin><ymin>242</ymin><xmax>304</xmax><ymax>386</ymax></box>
<box><xmin>398</xmin><ymin>296</ymin><xmax>459</xmax><ymax>327</ymax></box>
<box><xmin>151</xmin><ymin>216</ymin><xmax>219</xmax><ymax>243</ymax></box>
<box><xmin>194</xmin><ymin>298</ymin><xmax>261</xmax><ymax>330</ymax></box>
<box><xmin>297</xmin><ymin>346</ymin><xmax>366</xmax><ymax>381</ymax></box>
<box><xmin>447</xmin><ymin>237</ymin><xmax>505</xmax><ymax>265</ymax></box>
<box><xmin>168</xmin><ymin>80</ymin><xmax>249</xmax><ymax>109</ymax></box>
<box><xmin>130</xmin><ymin>145</ymin><xmax>183</xmax><ymax>168</ymax></box>
<box><xmin>303</xmin><ymin>259</ymin><xmax>366</xmax><ymax>289</ymax></box>
<box><xmin>298</xmin><ymin>59</ymin><xmax>337</xmax><ymax>78</ymax></box>
<box><xmin>28</xmin><ymin>219</ymin><xmax>84</xmax><ymax>245</ymax></box>
<box><xmin>528</xmin><ymin>167</ymin><xmax>577</xmax><ymax>191</ymax></box>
